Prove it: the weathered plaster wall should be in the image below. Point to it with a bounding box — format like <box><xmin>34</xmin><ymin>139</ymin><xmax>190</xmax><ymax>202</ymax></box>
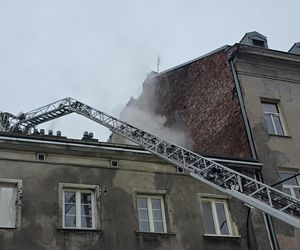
<box><xmin>0</xmin><ymin>139</ymin><xmax>268</xmax><ymax>250</ymax></box>
<box><xmin>135</xmin><ymin>50</ymin><xmax>252</xmax><ymax>159</ymax></box>
<box><xmin>233</xmin><ymin>47</ymin><xmax>300</xmax><ymax>250</ymax></box>
<box><xmin>235</xmin><ymin>51</ymin><xmax>300</xmax><ymax>175</ymax></box>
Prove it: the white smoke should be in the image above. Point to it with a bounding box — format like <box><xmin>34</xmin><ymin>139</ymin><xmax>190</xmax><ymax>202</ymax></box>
<box><xmin>120</xmin><ymin>105</ymin><xmax>188</xmax><ymax>147</ymax></box>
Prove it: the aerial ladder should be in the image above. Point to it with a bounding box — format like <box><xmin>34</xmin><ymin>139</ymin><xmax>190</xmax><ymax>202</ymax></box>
<box><xmin>1</xmin><ymin>97</ymin><xmax>300</xmax><ymax>229</ymax></box>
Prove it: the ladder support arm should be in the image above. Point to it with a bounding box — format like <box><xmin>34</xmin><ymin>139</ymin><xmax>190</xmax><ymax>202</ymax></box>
<box><xmin>3</xmin><ymin>97</ymin><xmax>300</xmax><ymax>229</ymax></box>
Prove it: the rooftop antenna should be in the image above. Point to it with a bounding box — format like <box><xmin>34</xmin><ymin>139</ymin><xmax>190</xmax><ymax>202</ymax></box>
<box><xmin>157</xmin><ymin>53</ymin><xmax>161</xmax><ymax>73</ymax></box>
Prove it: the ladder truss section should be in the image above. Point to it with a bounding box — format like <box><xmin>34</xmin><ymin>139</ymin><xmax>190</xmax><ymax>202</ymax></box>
<box><xmin>113</xmin><ymin>124</ymin><xmax>300</xmax><ymax>228</ymax></box>
<box><xmin>0</xmin><ymin>112</ymin><xmax>15</xmax><ymax>131</ymax></box>
<box><xmin>6</xmin><ymin>97</ymin><xmax>300</xmax><ymax>229</ymax></box>
<box><xmin>10</xmin><ymin>98</ymin><xmax>74</xmax><ymax>132</ymax></box>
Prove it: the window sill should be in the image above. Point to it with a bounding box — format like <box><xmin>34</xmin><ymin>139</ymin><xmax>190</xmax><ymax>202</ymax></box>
<box><xmin>135</xmin><ymin>231</ymin><xmax>176</xmax><ymax>238</ymax></box>
<box><xmin>203</xmin><ymin>234</ymin><xmax>241</xmax><ymax>240</ymax></box>
<box><xmin>58</xmin><ymin>227</ymin><xmax>103</xmax><ymax>234</ymax></box>
<box><xmin>268</xmin><ymin>133</ymin><xmax>291</xmax><ymax>138</ymax></box>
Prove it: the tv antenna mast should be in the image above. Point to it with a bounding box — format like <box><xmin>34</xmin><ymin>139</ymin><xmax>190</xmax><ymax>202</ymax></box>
<box><xmin>157</xmin><ymin>53</ymin><xmax>161</xmax><ymax>73</ymax></box>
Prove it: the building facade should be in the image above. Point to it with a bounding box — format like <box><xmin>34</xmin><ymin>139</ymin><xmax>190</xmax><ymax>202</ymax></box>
<box><xmin>228</xmin><ymin>39</ymin><xmax>300</xmax><ymax>249</ymax></box>
<box><xmin>0</xmin><ymin>132</ymin><xmax>269</xmax><ymax>250</ymax></box>
<box><xmin>1</xmin><ymin>31</ymin><xmax>299</xmax><ymax>250</ymax></box>
<box><xmin>121</xmin><ymin>32</ymin><xmax>300</xmax><ymax>249</ymax></box>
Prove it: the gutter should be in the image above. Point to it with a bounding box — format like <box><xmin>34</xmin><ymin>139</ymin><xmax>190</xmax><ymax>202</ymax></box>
<box><xmin>0</xmin><ymin>135</ymin><xmax>150</xmax><ymax>154</ymax></box>
<box><xmin>0</xmin><ymin>135</ymin><xmax>262</xmax><ymax>169</ymax></box>
<box><xmin>258</xmin><ymin>172</ymin><xmax>279</xmax><ymax>250</ymax></box>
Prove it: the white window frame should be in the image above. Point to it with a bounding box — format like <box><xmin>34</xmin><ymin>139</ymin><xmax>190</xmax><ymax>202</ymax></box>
<box><xmin>60</xmin><ymin>183</ymin><xmax>98</xmax><ymax>230</ymax></box>
<box><xmin>279</xmin><ymin>171</ymin><xmax>300</xmax><ymax>199</ymax></box>
<box><xmin>136</xmin><ymin>195</ymin><xmax>167</xmax><ymax>233</ymax></box>
<box><xmin>261</xmin><ymin>101</ymin><xmax>285</xmax><ymax>135</ymax></box>
<box><xmin>0</xmin><ymin>178</ymin><xmax>22</xmax><ymax>229</ymax></box>
<box><xmin>200</xmin><ymin>197</ymin><xmax>234</xmax><ymax>236</ymax></box>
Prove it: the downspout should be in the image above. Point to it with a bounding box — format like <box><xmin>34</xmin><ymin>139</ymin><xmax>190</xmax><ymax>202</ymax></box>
<box><xmin>258</xmin><ymin>172</ymin><xmax>279</xmax><ymax>250</ymax></box>
<box><xmin>229</xmin><ymin>57</ymin><xmax>279</xmax><ymax>250</ymax></box>
<box><xmin>229</xmin><ymin>59</ymin><xmax>257</xmax><ymax>159</ymax></box>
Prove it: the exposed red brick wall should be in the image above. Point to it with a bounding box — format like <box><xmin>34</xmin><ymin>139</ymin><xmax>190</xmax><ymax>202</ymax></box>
<box><xmin>139</xmin><ymin>50</ymin><xmax>252</xmax><ymax>159</ymax></box>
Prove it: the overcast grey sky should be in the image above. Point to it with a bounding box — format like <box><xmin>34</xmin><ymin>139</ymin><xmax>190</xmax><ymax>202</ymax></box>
<box><xmin>1</xmin><ymin>0</ymin><xmax>299</xmax><ymax>141</ymax></box>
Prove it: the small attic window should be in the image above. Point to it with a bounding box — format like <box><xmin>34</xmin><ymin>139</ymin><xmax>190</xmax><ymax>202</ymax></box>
<box><xmin>110</xmin><ymin>160</ymin><xmax>119</xmax><ymax>168</ymax></box>
<box><xmin>177</xmin><ymin>166</ymin><xmax>184</xmax><ymax>174</ymax></box>
<box><xmin>252</xmin><ymin>39</ymin><xmax>265</xmax><ymax>47</ymax></box>
<box><xmin>36</xmin><ymin>153</ymin><xmax>46</xmax><ymax>161</ymax></box>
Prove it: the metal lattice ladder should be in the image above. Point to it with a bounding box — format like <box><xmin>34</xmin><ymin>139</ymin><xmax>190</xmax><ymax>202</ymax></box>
<box><xmin>4</xmin><ymin>97</ymin><xmax>300</xmax><ymax>229</ymax></box>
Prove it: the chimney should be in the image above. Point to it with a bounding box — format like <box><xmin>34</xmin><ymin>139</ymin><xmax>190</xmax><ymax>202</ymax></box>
<box><xmin>82</xmin><ymin>131</ymin><xmax>98</xmax><ymax>142</ymax></box>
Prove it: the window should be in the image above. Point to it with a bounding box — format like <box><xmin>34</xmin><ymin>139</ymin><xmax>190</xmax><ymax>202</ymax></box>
<box><xmin>252</xmin><ymin>39</ymin><xmax>265</xmax><ymax>47</ymax></box>
<box><xmin>201</xmin><ymin>198</ymin><xmax>233</xmax><ymax>236</ymax></box>
<box><xmin>279</xmin><ymin>171</ymin><xmax>300</xmax><ymax>199</ymax></box>
<box><xmin>136</xmin><ymin>195</ymin><xmax>167</xmax><ymax>233</ymax></box>
<box><xmin>36</xmin><ymin>153</ymin><xmax>46</xmax><ymax>161</ymax></box>
<box><xmin>0</xmin><ymin>179</ymin><xmax>22</xmax><ymax>229</ymax></box>
<box><xmin>177</xmin><ymin>166</ymin><xmax>184</xmax><ymax>174</ymax></box>
<box><xmin>0</xmin><ymin>186</ymin><xmax>17</xmax><ymax>228</ymax></box>
<box><xmin>110</xmin><ymin>160</ymin><xmax>119</xmax><ymax>168</ymax></box>
<box><xmin>262</xmin><ymin>102</ymin><xmax>285</xmax><ymax>135</ymax></box>
<box><xmin>63</xmin><ymin>189</ymin><xmax>96</xmax><ymax>229</ymax></box>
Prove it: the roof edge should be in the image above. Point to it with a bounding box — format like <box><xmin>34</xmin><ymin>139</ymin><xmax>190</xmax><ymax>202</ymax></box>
<box><xmin>227</xmin><ymin>43</ymin><xmax>300</xmax><ymax>62</ymax></box>
<box><xmin>152</xmin><ymin>45</ymin><xmax>231</xmax><ymax>78</ymax></box>
<box><xmin>0</xmin><ymin>132</ymin><xmax>261</xmax><ymax>168</ymax></box>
